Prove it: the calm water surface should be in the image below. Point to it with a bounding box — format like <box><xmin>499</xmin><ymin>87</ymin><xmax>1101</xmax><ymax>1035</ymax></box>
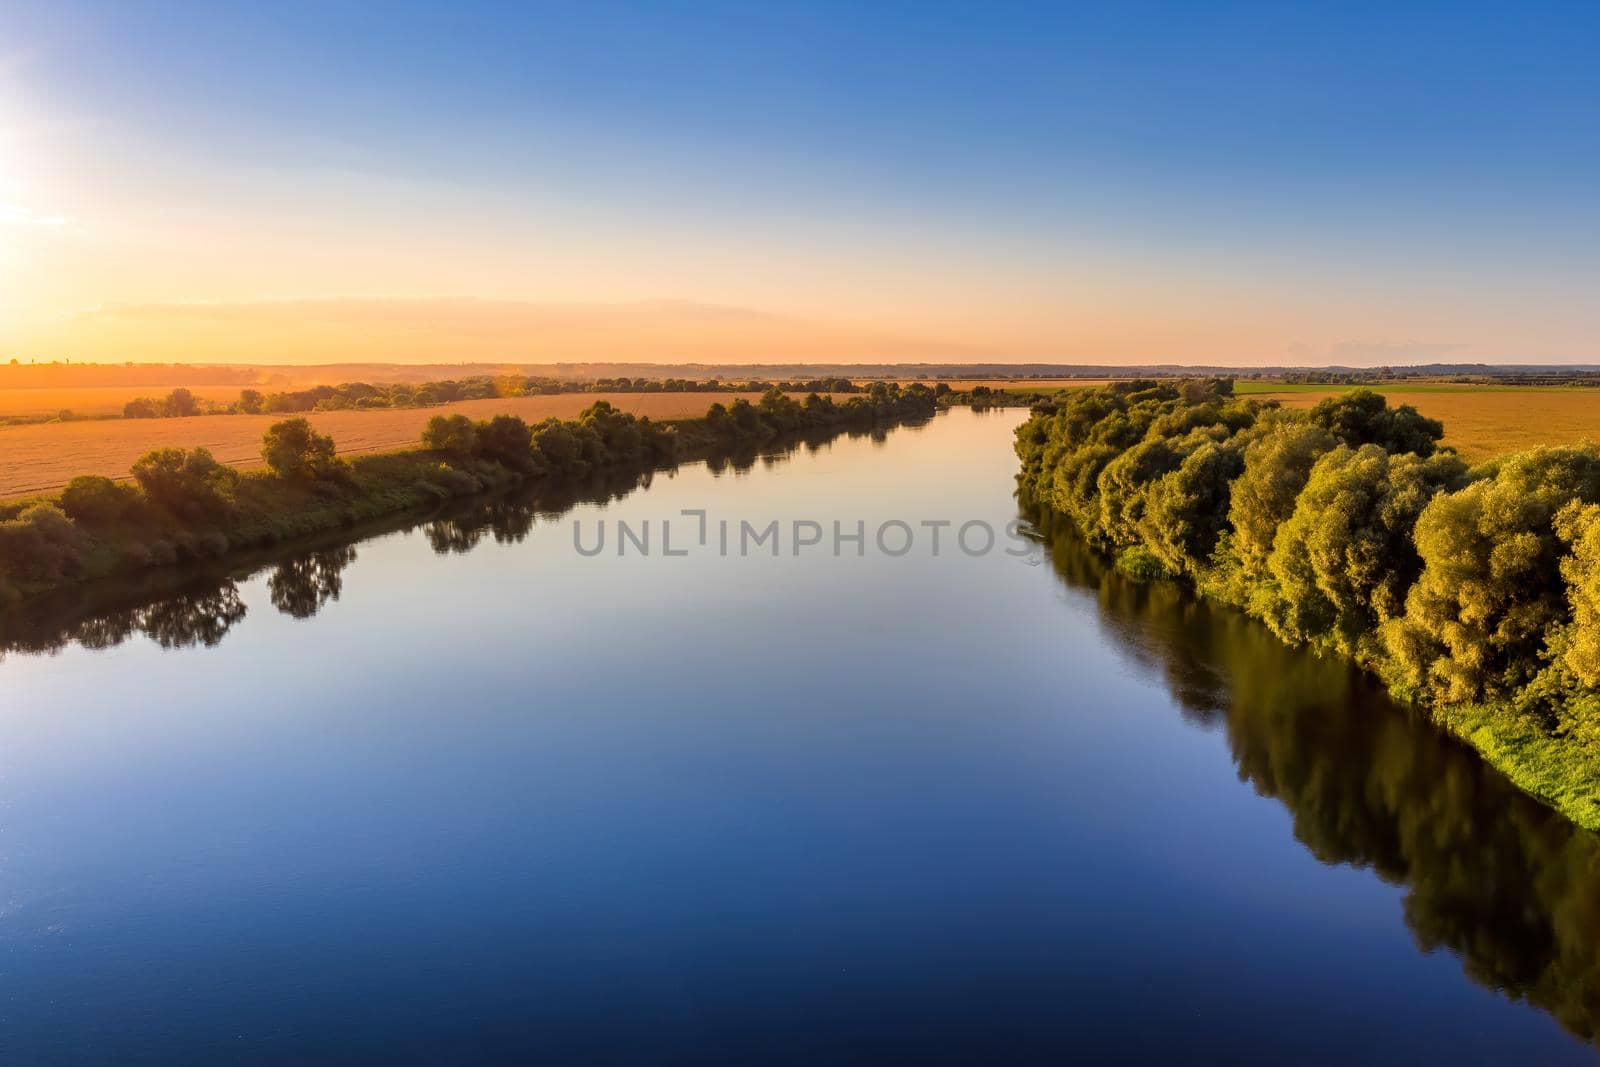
<box><xmin>2</xmin><ymin>409</ymin><xmax>1597</xmax><ymax>1063</ymax></box>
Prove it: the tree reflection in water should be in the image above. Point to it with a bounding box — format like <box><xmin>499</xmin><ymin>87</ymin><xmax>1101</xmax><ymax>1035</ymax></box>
<box><xmin>1028</xmin><ymin>503</ymin><xmax>1600</xmax><ymax>1048</ymax></box>
<box><xmin>1</xmin><ymin>580</ymin><xmax>249</xmax><ymax>659</ymax></box>
<box><xmin>0</xmin><ymin>430</ymin><xmax>846</xmax><ymax>656</ymax></box>
<box><xmin>269</xmin><ymin>547</ymin><xmax>358</xmax><ymax>619</ymax></box>
<box><xmin>14</xmin><ymin>432</ymin><xmax>1588</xmax><ymax>1044</ymax></box>
<box><xmin>422</xmin><ymin>466</ymin><xmax>656</xmax><ymax>555</ymax></box>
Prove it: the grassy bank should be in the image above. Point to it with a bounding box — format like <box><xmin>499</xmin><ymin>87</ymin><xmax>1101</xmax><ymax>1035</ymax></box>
<box><xmin>0</xmin><ymin>385</ymin><xmax>936</xmax><ymax>607</ymax></box>
<box><xmin>1016</xmin><ymin>379</ymin><xmax>1600</xmax><ymax>830</ymax></box>
<box><xmin>1029</xmin><ymin>505</ymin><xmax>1600</xmax><ymax>1048</ymax></box>
<box><xmin>1438</xmin><ymin>700</ymin><xmax>1600</xmax><ymax>828</ymax></box>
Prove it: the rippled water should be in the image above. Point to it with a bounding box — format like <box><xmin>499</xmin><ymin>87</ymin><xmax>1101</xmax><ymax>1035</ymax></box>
<box><xmin>2</xmin><ymin>409</ymin><xmax>1596</xmax><ymax>1063</ymax></box>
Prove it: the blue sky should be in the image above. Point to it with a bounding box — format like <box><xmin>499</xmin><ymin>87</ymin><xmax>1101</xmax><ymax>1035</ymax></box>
<box><xmin>2</xmin><ymin>1</ymin><xmax>1597</xmax><ymax>363</ymax></box>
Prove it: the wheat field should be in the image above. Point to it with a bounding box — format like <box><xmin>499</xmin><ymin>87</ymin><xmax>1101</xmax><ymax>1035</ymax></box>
<box><xmin>7</xmin><ymin>381</ymin><xmax>1597</xmax><ymax>499</ymax></box>
<box><xmin>0</xmin><ymin>392</ymin><xmax>787</xmax><ymax>499</ymax></box>
<box><xmin>1237</xmin><ymin>384</ymin><xmax>1600</xmax><ymax>462</ymax></box>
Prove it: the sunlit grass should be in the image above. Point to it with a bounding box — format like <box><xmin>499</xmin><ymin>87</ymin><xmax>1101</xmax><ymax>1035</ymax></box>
<box><xmin>1440</xmin><ymin>701</ymin><xmax>1600</xmax><ymax>830</ymax></box>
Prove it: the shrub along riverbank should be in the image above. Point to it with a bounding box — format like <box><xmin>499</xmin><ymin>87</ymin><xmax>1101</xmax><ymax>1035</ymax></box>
<box><xmin>0</xmin><ymin>384</ymin><xmax>936</xmax><ymax>606</ymax></box>
<box><xmin>1015</xmin><ymin>379</ymin><xmax>1600</xmax><ymax>829</ymax></box>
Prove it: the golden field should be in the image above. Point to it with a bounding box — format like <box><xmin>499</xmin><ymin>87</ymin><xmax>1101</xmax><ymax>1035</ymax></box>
<box><xmin>5</xmin><ymin>379</ymin><xmax>1597</xmax><ymax>499</ymax></box>
<box><xmin>966</xmin><ymin>380</ymin><xmax>1600</xmax><ymax>464</ymax></box>
<box><xmin>950</xmin><ymin>379</ymin><xmax>1600</xmax><ymax>463</ymax></box>
<box><xmin>0</xmin><ymin>392</ymin><xmax>797</xmax><ymax>499</ymax></box>
<box><xmin>1236</xmin><ymin>384</ymin><xmax>1600</xmax><ymax>463</ymax></box>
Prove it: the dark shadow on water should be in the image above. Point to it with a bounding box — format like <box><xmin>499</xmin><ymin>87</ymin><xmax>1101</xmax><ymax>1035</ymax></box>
<box><xmin>1026</xmin><ymin>502</ymin><xmax>1600</xmax><ymax>1049</ymax></box>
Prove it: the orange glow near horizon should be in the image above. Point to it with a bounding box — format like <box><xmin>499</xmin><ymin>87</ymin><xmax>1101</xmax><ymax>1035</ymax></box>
<box><xmin>2</xmin><ymin>4</ymin><xmax>1596</xmax><ymax>369</ymax></box>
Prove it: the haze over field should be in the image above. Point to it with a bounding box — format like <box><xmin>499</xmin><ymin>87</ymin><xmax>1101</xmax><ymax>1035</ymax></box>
<box><xmin>2</xmin><ymin>3</ymin><xmax>1596</xmax><ymax>366</ymax></box>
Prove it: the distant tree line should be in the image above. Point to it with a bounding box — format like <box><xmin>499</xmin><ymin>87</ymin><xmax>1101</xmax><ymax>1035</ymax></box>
<box><xmin>94</xmin><ymin>370</ymin><xmax>1600</xmax><ymax>423</ymax></box>
<box><xmin>935</xmin><ymin>383</ymin><xmax>1062</xmax><ymax>409</ymax></box>
<box><xmin>1015</xmin><ymin>379</ymin><xmax>1600</xmax><ymax>824</ymax></box>
<box><xmin>1</xmin><ymin>385</ymin><xmax>935</xmax><ymax>606</ymax></box>
<box><xmin>120</xmin><ymin>375</ymin><xmax>868</xmax><ymax>419</ymax></box>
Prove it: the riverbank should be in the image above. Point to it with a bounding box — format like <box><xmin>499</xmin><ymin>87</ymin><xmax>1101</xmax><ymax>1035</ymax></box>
<box><xmin>1015</xmin><ymin>379</ymin><xmax>1600</xmax><ymax>830</ymax></box>
<box><xmin>1028</xmin><ymin>503</ymin><xmax>1600</xmax><ymax>1048</ymax></box>
<box><xmin>0</xmin><ymin>390</ymin><xmax>874</xmax><ymax>500</ymax></box>
<box><xmin>0</xmin><ymin>386</ymin><xmax>937</xmax><ymax>607</ymax></box>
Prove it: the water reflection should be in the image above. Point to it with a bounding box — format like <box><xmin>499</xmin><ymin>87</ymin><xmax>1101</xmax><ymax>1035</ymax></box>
<box><xmin>0</xmin><ymin>428</ymin><xmax>885</xmax><ymax>659</ymax></box>
<box><xmin>268</xmin><ymin>546</ymin><xmax>358</xmax><ymax>618</ymax></box>
<box><xmin>0</xmin><ymin>578</ymin><xmax>250</xmax><ymax>660</ymax></box>
<box><xmin>419</xmin><ymin>468</ymin><xmax>648</xmax><ymax>556</ymax></box>
<box><xmin>1028</xmin><ymin>503</ymin><xmax>1600</xmax><ymax>1048</ymax></box>
<box><xmin>7</xmin><ymin>416</ymin><xmax>1594</xmax><ymax>1051</ymax></box>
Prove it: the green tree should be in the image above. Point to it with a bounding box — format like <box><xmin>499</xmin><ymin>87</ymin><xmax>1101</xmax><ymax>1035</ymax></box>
<box><xmin>1095</xmin><ymin>437</ymin><xmax>1185</xmax><ymax>545</ymax></box>
<box><xmin>1384</xmin><ymin>446</ymin><xmax>1600</xmax><ymax>702</ymax></box>
<box><xmin>0</xmin><ymin>504</ymin><xmax>86</xmax><ymax>582</ymax></box>
<box><xmin>474</xmin><ymin>414</ymin><xmax>535</xmax><ymax>470</ymax></box>
<box><xmin>421</xmin><ymin>413</ymin><xmax>477</xmax><ymax>454</ymax></box>
<box><xmin>1139</xmin><ymin>437</ymin><xmax>1247</xmax><ymax>575</ymax></box>
<box><xmin>59</xmin><ymin>475</ymin><xmax>141</xmax><ymax>524</ymax></box>
<box><xmin>758</xmin><ymin>387</ymin><xmax>803</xmax><ymax>431</ymax></box>
<box><xmin>1263</xmin><ymin>445</ymin><xmax>1465</xmax><ymax>656</ymax></box>
<box><xmin>130</xmin><ymin>447</ymin><xmax>238</xmax><ymax>520</ymax></box>
<box><xmin>1520</xmin><ymin>502</ymin><xmax>1600</xmax><ymax>746</ymax></box>
<box><xmin>1222</xmin><ymin>420</ymin><xmax>1336</xmax><ymax>586</ymax></box>
<box><xmin>1556</xmin><ymin>501</ymin><xmax>1600</xmax><ymax>689</ymax></box>
<box><xmin>261</xmin><ymin>417</ymin><xmax>341</xmax><ymax>479</ymax></box>
<box><xmin>578</xmin><ymin>400</ymin><xmax>641</xmax><ymax>461</ymax></box>
<box><xmin>163</xmin><ymin>387</ymin><xmax>200</xmax><ymax>418</ymax></box>
<box><xmin>531</xmin><ymin>419</ymin><xmax>583</xmax><ymax>473</ymax></box>
<box><xmin>1305</xmin><ymin>388</ymin><xmax>1444</xmax><ymax>456</ymax></box>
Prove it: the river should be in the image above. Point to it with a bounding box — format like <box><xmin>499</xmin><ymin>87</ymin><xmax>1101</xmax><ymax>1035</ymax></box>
<box><xmin>1</xmin><ymin>408</ymin><xmax>1596</xmax><ymax>1063</ymax></box>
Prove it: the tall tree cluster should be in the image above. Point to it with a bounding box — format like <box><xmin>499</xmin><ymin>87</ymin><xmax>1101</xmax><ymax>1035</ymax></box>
<box><xmin>1016</xmin><ymin>381</ymin><xmax>1600</xmax><ymax>734</ymax></box>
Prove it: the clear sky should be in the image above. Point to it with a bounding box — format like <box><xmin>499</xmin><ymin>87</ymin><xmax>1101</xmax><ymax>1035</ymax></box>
<box><xmin>1</xmin><ymin>1</ymin><xmax>1596</xmax><ymax>365</ymax></box>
